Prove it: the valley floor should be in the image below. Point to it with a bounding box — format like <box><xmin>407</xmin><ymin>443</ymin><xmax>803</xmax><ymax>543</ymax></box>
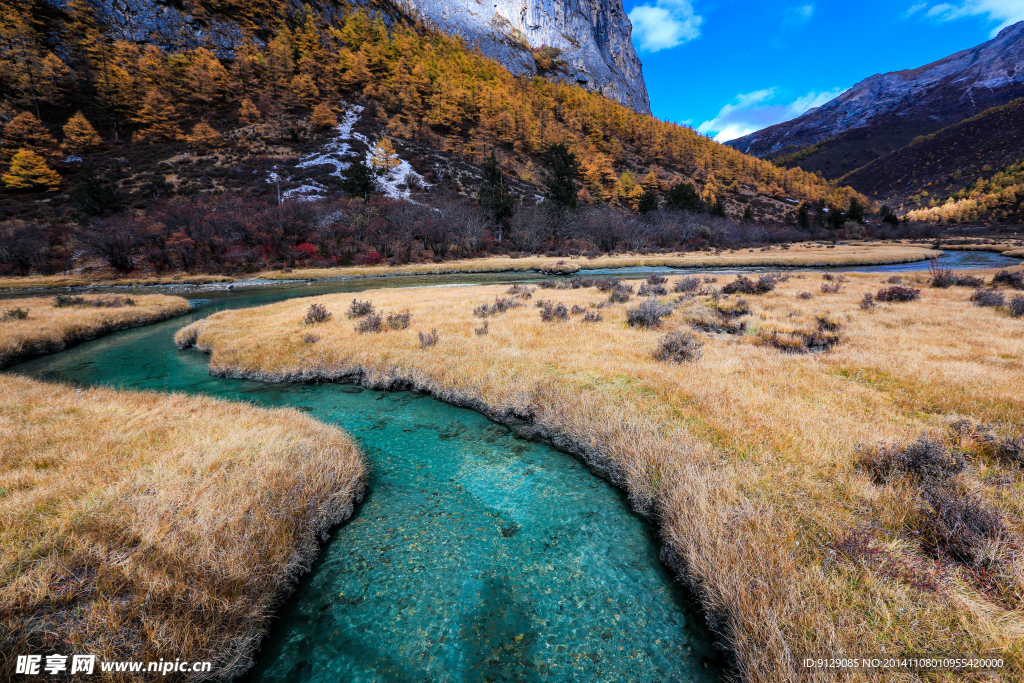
<box><xmin>0</xmin><ymin>242</ymin><xmax>940</xmax><ymax>292</ymax></box>
<box><xmin>0</xmin><ymin>374</ymin><xmax>365</xmax><ymax>680</ymax></box>
<box><xmin>177</xmin><ymin>266</ymin><xmax>1024</xmax><ymax>681</ymax></box>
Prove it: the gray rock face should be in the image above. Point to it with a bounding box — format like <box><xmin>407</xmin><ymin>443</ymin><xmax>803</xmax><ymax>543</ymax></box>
<box><xmin>58</xmin><ymin>0</ymin><xmax>650</xmax><ymax>114</ymax></box>
<box><xmin>731</xmin><ymin>21</ymin><xmax>1024</xmax><ymax>157</ymax></box>
<box><xmin>392</xmin><ymin>0</ymin><xmax>650</xmax><ymax>113</ymax></box>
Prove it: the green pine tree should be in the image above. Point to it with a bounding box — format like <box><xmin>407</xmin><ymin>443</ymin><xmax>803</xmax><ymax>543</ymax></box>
<box><xmin>540</xmin><ymin>143</ymin><xmax>580</xmax><ymax>210</ymax></box>
<box><xmin>478</xmin><ymin>151</ymin><xmax>515</xmax><ymax>232</ymax></box>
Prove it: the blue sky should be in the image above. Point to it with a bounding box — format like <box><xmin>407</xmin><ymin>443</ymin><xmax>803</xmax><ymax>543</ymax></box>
<box><xmin>624</xmin><ymin>0</ymin><xmax>1024</xmax><ymax>140</ymax></box>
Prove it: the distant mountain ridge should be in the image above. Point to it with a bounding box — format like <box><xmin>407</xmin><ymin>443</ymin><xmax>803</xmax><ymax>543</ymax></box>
<box><xmin>728</xmin><ymin>22</ymin><xmax>1024</xmax><ymax>177</ymax></box>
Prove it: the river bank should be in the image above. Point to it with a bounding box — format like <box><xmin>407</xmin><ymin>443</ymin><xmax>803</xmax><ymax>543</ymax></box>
<box><xmin>177</xmin><ymin>269</ymin><xmax>1024</xmax><ymax>682</ymax></box>
<box><xmin>0</xmin><ymin>242</ymin><xmax>942</xmax><ymax>294</ymax></box>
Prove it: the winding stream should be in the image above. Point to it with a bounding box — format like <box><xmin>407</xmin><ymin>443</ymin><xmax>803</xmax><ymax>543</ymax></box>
<box><xmin>5</xmin><ymin>249</ymin><xmax>1019</xmax><ymax>681</ymax></box>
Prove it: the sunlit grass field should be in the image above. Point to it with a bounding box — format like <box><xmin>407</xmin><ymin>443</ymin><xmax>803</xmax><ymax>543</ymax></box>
<box><xmin>178</xmin><ymin>266</ymin><xmax>1024</xmax><ymax>681</ymax></box>
<box><xmin>0</xmin><ymin>375</ymin><xmax>365</xmax><ymax>680</ymax></box>
<box><xmin>0</xmin><ymin>294</ymin><xmax>190</xmax><ymax>368</ymax></box>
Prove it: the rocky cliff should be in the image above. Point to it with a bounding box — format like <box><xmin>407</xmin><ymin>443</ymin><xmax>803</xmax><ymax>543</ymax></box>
<box><xmin>392</xmin><ymin>0</ymin><xmax>650</xmax><ymax>113</ymax></box>
<box><xmin>729</xmin><ymin>22</ymin><xmax>1024</xmax><ymax>164</ymax></box>
<box><xmin>68</xmin><ymin>0</ymin><xmax>650</xmax><ymax>114</ymax></box>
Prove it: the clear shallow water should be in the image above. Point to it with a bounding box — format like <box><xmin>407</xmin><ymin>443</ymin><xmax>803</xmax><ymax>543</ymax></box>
<box><xmin>9</xmin><ymin>287</ymin><xmax>723</xmax><ymax>682</ymax></box>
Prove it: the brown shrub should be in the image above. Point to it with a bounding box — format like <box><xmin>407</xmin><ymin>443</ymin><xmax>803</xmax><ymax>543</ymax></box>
<box><xmin>653</xmin><ymin>331</ymin><xmax>703</xmax><ymax>363</ymax></box>
<box><xmin>304</xmin><ymin>303</ymin><xmax>332</xmax><ymax>325</ymax></box>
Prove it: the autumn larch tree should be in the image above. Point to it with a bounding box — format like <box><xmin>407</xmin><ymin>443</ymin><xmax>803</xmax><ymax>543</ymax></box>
<box><xmin>2</xmin><ymin>149</ymin><xmax>61</xmax><ymax>192</ymax></box>
<box><xmin>238</xmin><ymin>98</ymin><xmax>262</xmax><ymax>125</ymax></box>
<box><xmin>62</xmin><ymin>112</ymin><xmax>103</xmax><ymax>153</ymax></box>
<box><xmin>133</xmin><ymin>90</ymin><xmax>183</xmax><ymax>143</ymax></box>
<box><xmin>185</xmin><ymin>121</ymin><xmax>222</xmax><ymax>149</ymax></box>
<box><xmin>311</xmin><ymin>103</ymin><xmax>338</xmax><ymax>131</ymax></box>
<box><xmin>1</xmin><ymin>112</ymin><xmax>58</xmax><ymax>161</ymax></box>
<box><xmin>370</xmin><ymin>138</ymin><xmax>401</xmax><ymax>174</ymax></box>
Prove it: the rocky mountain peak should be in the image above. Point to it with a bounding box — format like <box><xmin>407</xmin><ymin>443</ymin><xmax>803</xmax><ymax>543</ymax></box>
<box><xmin>390</xmin><ymin>0</ymin><xmax>650</xmax><ymax>113</ymax></box>
<box><xmin>729</xmin><ymin>21</ymin><xmax>1024</xmax><ymax>158</ymax></box>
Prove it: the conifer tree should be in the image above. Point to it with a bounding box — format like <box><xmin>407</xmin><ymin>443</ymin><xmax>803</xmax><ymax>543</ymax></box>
<box><xmin>541</xmin><ymin>143</ymin><xmax>580</xmax><ymax>210</ymax></box>
<box><xmin>341</xmin><ymin>158</ymin><xmax>377</xmax><ymax>198</ymax></box>
<box><xmin>478</xmin><ymin>150</ymin><xmax>515</xmax><ymax>235</ymax></box>
<box><xmin>238</xmin><ymin>98</ymin><xmax>262</xmax><ymax>125</ymax></box>
<box><xmin>1</xmin><ymin>112</ymin><xmax>58</xmax><ymax>161</ymax></box>
<box><xmin>2</xmin><ymin>150</ymin><xmax>61</xmax><ymax>192</ymax></box>
<box><xmin>133</xmin><ymin>90</ymin><xmax>183</xmax><ymax>142</ymax></box>
<box><xmin>797</xmin><ymin>202</ymin><xmax>811</xmax><ymax>229</ymax></box>
<box><xmin>62</xmin><ymin>112</ymin><xmax>103</xmax><ymax>153</ymax></box>
<box><xmin>666</xmin><ymin>181</ymin><xmax>702</xmax><ymax>213</ymax></box>
<box><xmin>185</xmin><ymin>121</ymin><xmax>222</xmax><ymax>148</ymax></box>
<box><xmin>370</xmin><ymin>138</ymin><xmax>401</xmax><ymax>173</ymax></box>
<box><xmin>311</xmin><ymin>103</ymin><xmax>338</xmax><ymax>130</ymax></box>
<box><xmin>289</xmin><ymin>73</ymin><xmax>320</xmax><ymax>108</ymax></box>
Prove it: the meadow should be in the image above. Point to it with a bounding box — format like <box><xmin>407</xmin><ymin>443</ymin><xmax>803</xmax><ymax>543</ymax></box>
<box><xmin>0</xmin><ymin>242</ymin><xmax>939</xmax><ymax>291</ymax></box>
<box><xmin>0</xmin><ymin>374</ymin><xmax>365</xmax><ymax>680</ymax></box>
<box><xmin>0</xmin><ymin>293</ymin><xmax>190</xmax><ymax>368</ymax></box>
<box><xmin>177</xmin><ymin>265</ymin><xmax>1024</xmax><ymax>681</ymax></box>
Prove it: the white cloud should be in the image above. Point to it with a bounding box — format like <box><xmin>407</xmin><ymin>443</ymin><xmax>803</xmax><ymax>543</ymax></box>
<box><xmin>903</xmin><ymin>2</ymin><xmax>929</xmax><ymax>17</ymax></box>
<box><xmin>697</xmin><ymin>87</ymin><xmax>845</xmax><ymax>142</ymax></box>
<box><xmin>628</xmin><ymin>0</ymin><xmax>703</xmax><ymax>52</ymax></box>
<box><xmin>784</xmin><ymin>4</ymin><xmax>816</xmax><ymax>26</ymax></box>
<box><xmin>908</xmin><ymin>1</ymin><xmax>1024</xmax><ymax>33</ymax></box>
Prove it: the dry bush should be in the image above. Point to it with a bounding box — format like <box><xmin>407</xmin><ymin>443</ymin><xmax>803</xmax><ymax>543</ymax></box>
<box><xmin>723</xmin><ymin>274</ymin><xmax>776</xmax><ymax>295</ymax></box>
<box><xmin>992</xmin><ymin>270</ymin><xmax>1024</xmax><ymax>290</ymax></box>
<box><xmin>673</xmin><ymin>277</ymin><xmax>701</xmax><ymax>293</ymax></box>
<box><xmin>505</xmin><ymin>284</ymin><xmax>534</xmax><ymax>299</ymax></box>
<box><xmin>418</xmin><ymin>329</ymin><xmax>439</xmax><ymax>347</ymax></box>
<box><xmin>1</xmin><ymin>308</ymin><xmax>28</xmax><ymax>321</ymax></box>
<box><xmin>0</xmin><ymin>375</ymin><xmax>364</xmax><ymax>681</ymax></box>
<box><xmin>474</xmin><ymin>320</ymin><xmax>489</xmax><ymax>335</ymax></box>
<box><xmin>570</xmin><ymin>304</ymin><xmax>587</xmax><ymax>315</ymax></box>
<box><xmin>875</xmin><ymin>285</ymin><xmax>921</xmax><ymax>302</ymax></box>
<box><xmin>971</xmin><ymin>289</ymin><xmax>1006</xmax><ymax>308</ymax></box>
<box><xmin>593</xmin><ymin>277</ymin><xmax>621</xmax><ymax>292</ymax></box>
<box><xmin>537</xmin><ymin>280</ymin><xmax>560</xmax><ymax>289</ymax></box>
<box><xmin>53</xmin><ymin>294</ymin><xmax>136</xmax><ymax>308</ymax></box>
<box><xmin>1010</xmin><ymin>295</ymin><xmax>1024</xmax><ymax>318</ymax></box>
<box><xmin>859</xmin><ymin>292</ymin><xmax>875</xmax><ymax>310</ymax></box>
<box><xmin>653</xmin><ymin>331</ymin><xmax>703</xmax><ymax>362</ymax></box>
<box><xmin>474</xmin><ymin>297</ymin><xmax>520</xmax><ymax>318</ymax></box>
<box><xmin>607</xmin><ymin>284</ymin><xmax>633</xmax><ymax>303</ymax></box>
<box><xmin>355</xmin><ymin>313</ymin><xmax>383</xmax><ymax>333</ymax></box>
<box><xmin>582</xmin><ymin>311</ymin><xmax>603</xmax><ymax>323</ymax></box>
<box><xmin>304</xmin><ymin>303</ymin><xmax>332</xmax><ymax>325</ymax></box>
<box><xmin>796</xmin><ymin>291</ymin><xmax>813</xmax><ymax>300</ymax></box>
<box><xmin>755</xmin><ymin>316</ymin><xmax>842</xmax><ymax>353</ymax></box>
<box><xmin>918</xmin><ymin>485</ymin><xmax>1006</xmax><ymax>566</ymax></box>
<box><xmin>646</xmin><ymin>274</ymin><xmax>668</xmax><ymax>286</ymax></box>
<box><xmin>860</xmin><ymin>435</ymin><xmax>965</xmax><ymax>484</ymax></box>
<box><xmin>626</xmin><ymin>299</ymin><xmax>674</xmax><ymax>328</ymax></box>
<box><xmin>539</xmin><ymin>300</ymin><xmax>569</xmax><ymax>322</ymax></box>
<box><xmin>820</xmin><ymin>281</ymin><xmax>843</xmax><ymax>294</ymax></box>
<box><xmin>386</xmin><ymin>311</ymin><xmax>412</xmax><ymax>330</ymax></box>
<box><xmin>638</xmin><ymin>282</ymin><xmax>668</xmax><ymax>296</ymax></box>
<box><xmin>346</xmin><ymin>299</ymin><xmax>375</xmax><ymax>318</ymax></box>
<box><xmin>301</xmin><ymin>332</ymin><xmax>320</xmax><ymax>344</ymax></box>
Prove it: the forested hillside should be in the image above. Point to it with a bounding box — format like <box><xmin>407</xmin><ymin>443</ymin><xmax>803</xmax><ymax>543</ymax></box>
<box><xmin>839</xmin><ymin>98</ymin><xmax>1024</xmax><ymax>214</ymax></box>
<box><xmin>0</xmin><ymin>0</ymin><xmax>873</xmax><ymax>277</ymax></box>
<box><xmin>905</xmin><ymin>158</ymin><xmax>1024</xmax><ymax>224</ymax></box>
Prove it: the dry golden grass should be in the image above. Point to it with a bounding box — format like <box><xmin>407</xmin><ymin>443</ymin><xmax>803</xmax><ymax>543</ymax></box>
<box><xmin>260</xmin><ymin>242</ymin><xmax>939</xmax><ymax>280</ymax></box>
<box><xmin>0</xmin><ymin>374</ymin><xmax>364</xmax><ymax>680</ymax></box>
<box><xmin>0</xmin><ymin>243</ymin><xmax>939</xmax><ymax>291</ymax></box>
<box><xmin>911</xmin><ymin>239</ymin><xmax>1024</xmax><ymax>259</ymax></box>
<box><xmin>0</xmin><ymin>294</ymin><xmax>190</xmax><ymax>368</ymax></box>
<box><xmin>179</xmin><ymin>265</ymin><xmax>1024</xmax><ymax>681</ymax></box>
<box><xmin>0</xmin><ymin>273</ymin><xmax>233</xmax><ymax>291</ymax></box>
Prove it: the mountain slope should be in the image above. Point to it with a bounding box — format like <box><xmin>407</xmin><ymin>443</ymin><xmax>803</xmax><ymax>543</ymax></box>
<box><xmin>69</xmin><ymin>0</ymin><xmax>649</xmax><ymax>114</ymax></box>
<box><xmin>840</xmin><ymin>98</ymin><xmax>1024</xmax><ymax>209</ymax></box>
<box><xmin>728</xmin><ymin>22</ymin><xmax>1024</xmax><ymax>178</ymax></box>
<box><xmin>0</xmin><ymin>1</ymin><xmax>863</xmax><ymax>223</ymax></box>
